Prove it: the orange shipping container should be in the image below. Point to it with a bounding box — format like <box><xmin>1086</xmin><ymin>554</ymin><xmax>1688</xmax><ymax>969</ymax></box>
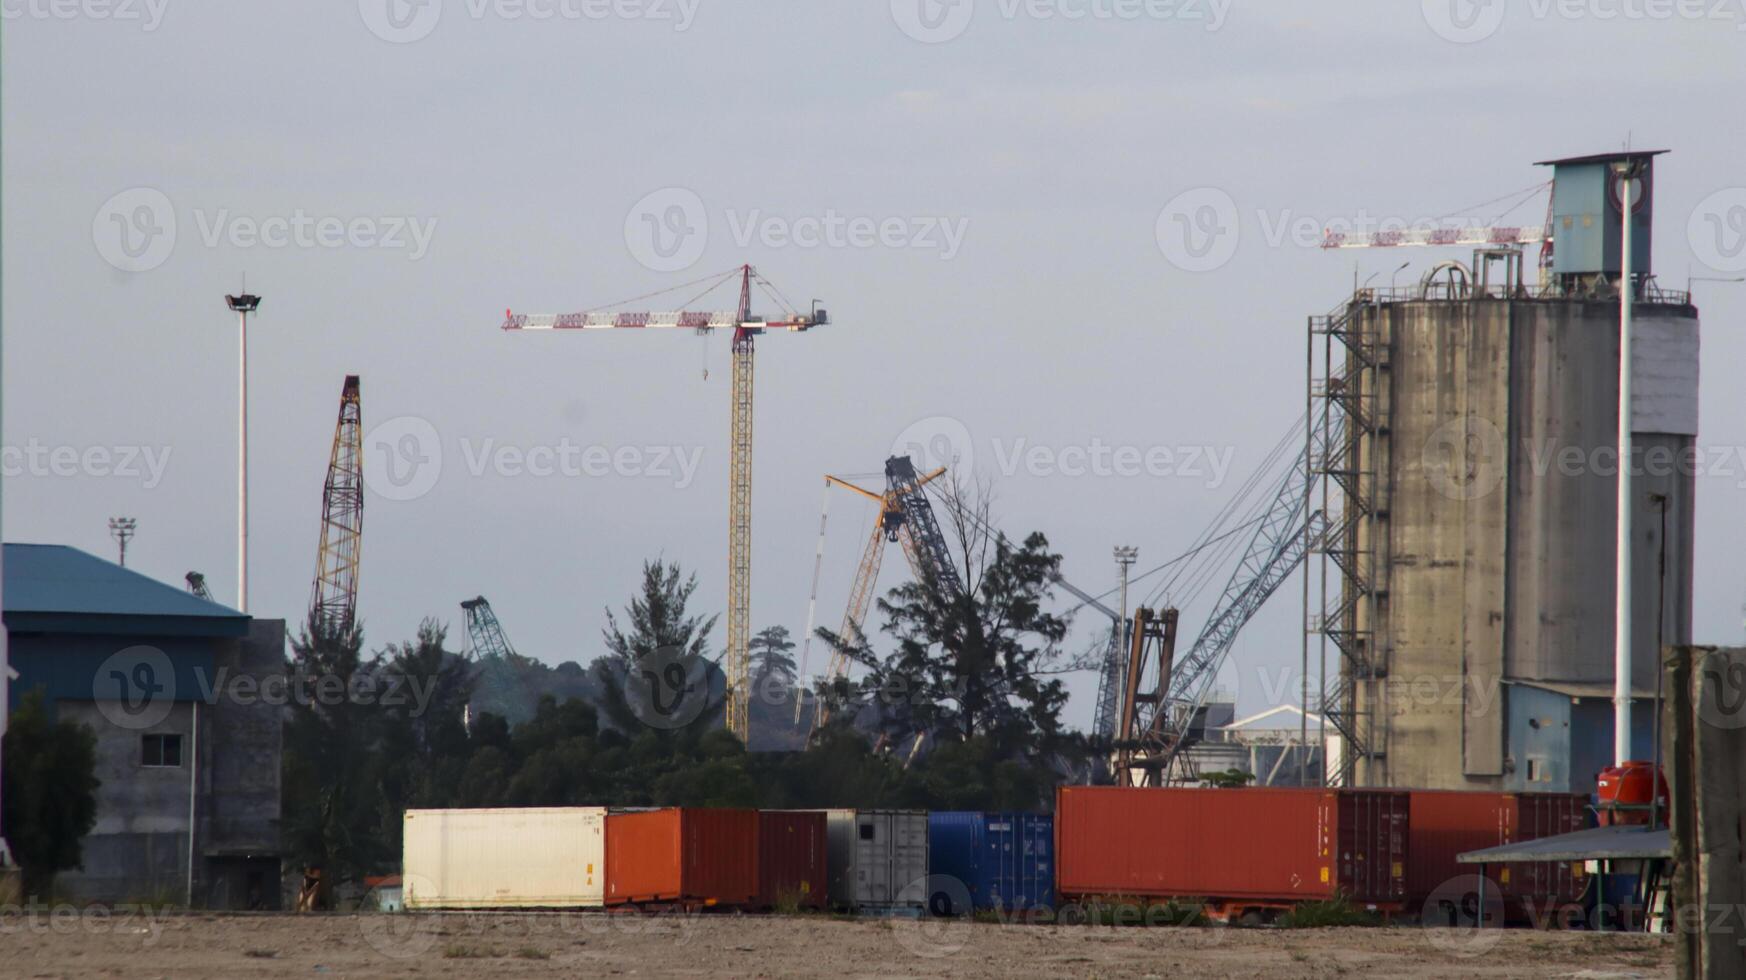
<box><xmin>1056</xmin><ymin>786</ymin><xmax>1409</xmax><ymax>910</ymax></box>
<box><xmin>605</xmin><ymin>808</ymin><xmax>759</xmax><ymax>907</ymax></box>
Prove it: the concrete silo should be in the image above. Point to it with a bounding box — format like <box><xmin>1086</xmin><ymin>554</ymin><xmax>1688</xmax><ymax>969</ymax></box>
<box><xmin>1309</xmin><ymin>151</ymin><xmax>1697</xmax><ymax>793</ymax></box>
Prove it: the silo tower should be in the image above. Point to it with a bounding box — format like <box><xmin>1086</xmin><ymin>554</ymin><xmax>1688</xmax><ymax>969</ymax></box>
<box><xmin>1308</xmin><ymin>150</ymin><xmax>1696</xmax><ymax>792</ymax></box>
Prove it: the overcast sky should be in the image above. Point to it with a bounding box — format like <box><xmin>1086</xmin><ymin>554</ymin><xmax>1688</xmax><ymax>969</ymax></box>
<box><xmin>5</xmin><ymin>0</ymin><xmax>1745</xmax><ymax>730</ymax></box>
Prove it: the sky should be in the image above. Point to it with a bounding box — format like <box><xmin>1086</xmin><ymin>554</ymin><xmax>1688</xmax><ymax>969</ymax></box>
<box><xmin>5</xmin><ymin>0</ymin><xmax>1745</xmax><ymax>732</ymax></box>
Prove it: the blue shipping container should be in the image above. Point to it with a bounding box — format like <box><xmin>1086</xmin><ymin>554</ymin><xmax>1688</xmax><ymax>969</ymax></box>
<box><xmin>926</xmin><ymin>812</ymin><xmax>1054</xmax><ymax>914</ymax></box>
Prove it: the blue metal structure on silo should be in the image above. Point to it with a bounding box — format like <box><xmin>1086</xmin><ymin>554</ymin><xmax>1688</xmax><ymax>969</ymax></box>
<box><xmin>1539</xmin><ymin>150</ymin><xmax>1666</xmax><ymax>285</ymax></box>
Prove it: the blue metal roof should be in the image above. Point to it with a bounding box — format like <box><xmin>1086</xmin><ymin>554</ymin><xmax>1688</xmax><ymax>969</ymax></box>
<box><xmin>3</xmin><ymin>543</ymin><xmax>250</xmax><ymax>637</ymax></box>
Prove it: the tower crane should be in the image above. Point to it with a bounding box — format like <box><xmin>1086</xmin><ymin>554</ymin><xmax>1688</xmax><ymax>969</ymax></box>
<box><xmin>1318</xmin><ymin>180</ymin><xmax>1556</xmax><ymax>287</ymax></box>
<box><xmin>461</xmin><ymin>596</ymin><xmax>517</xmax><ymax>661</ymax></box>
<box><xmin>309</xmin><ymin>375</ymin><xmax>364</xmax><ymax>635</ymax></box>
<box><xmin>810</xmin><ymin>456</ymin><xmax>950</xmax><ymax>732</ymax></box>
<box><xmin>502</xmin><ymin>265</ymin><xmax>828</xmax><ymax>741</ymax></box>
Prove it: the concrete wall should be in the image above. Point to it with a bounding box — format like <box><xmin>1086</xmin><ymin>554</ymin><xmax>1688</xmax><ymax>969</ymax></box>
<box><xmin>36</xmin><ymin>621</ymin><xmax>284</xmax><ymax>907</ymax></box>
<box><xmin>1348</xmin><ymin>297</ymin><xmax>1695</xmax><ymax>790</ymax></box>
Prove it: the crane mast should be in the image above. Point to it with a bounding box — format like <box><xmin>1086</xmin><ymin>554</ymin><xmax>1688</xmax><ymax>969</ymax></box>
<box><xmin>812</xmin><ymin>457</ymin><xmax>948</xmax><ymax>732</ymax></box>
<box><xmin>502</xmin><ymin>265</ymin><xmax>826</xmax><ymax>742</ymax></box>
<box><xmin>309</xmin><ymin>375</ymin><xmax>364</xmax><ymax>635</ymax></box>
<box><xmin>461</xmin><ymin>596</ymin><xmax>516</xmax><ymax>660</ymax></box>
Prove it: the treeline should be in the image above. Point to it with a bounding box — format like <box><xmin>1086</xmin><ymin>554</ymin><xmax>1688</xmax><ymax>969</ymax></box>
<box><xmin>285</xmin><ymin>504</ymin><xmax>1095</xmax><ymax>888</ymax></box>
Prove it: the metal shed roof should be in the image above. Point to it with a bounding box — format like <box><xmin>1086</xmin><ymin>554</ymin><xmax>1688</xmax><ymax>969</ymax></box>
<box><xmin>1459</xmin><ymin>825</ymin><xmax>1670</xmax><ymax>864</ymax></box>
<box><xmin>2</xmin><ymin>543</ymin><xmax>250</xmax><ymax>637</ymax></box>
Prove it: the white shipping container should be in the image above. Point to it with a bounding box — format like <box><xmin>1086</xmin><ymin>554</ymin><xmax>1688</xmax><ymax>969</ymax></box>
<box><xmin>821</xmin><ymin>809</ymin><xmax>928</xmax><ymax>911</ymax></box>
<box><xmin>403</xmin><ymin>807</ymin><xmax>607</xmax><ymax>909</ymax></box>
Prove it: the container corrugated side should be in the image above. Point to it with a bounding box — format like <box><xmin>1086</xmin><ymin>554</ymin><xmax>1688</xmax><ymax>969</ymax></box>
<box><xmin>756</xmin><ymin>811</ymin><xmax>828</xmax><ymax>909</ymax></box>
<box><xmin>1407</xmin><ymin>790</ymin><xmax>1588</xmax><ymax>921</ymax></box>
<box><xmin>605</xmin><ymin>808</ymin><xmax>759</xmax><ymax>906</ymax></box>
<box><xmin>402</xmin><ymin>807</ymin><xmax>606</xmax><ymax>909</ymax></box>
<box><xmin>928</xmin><ymin>812</ymin><xmax>1054</xmax><ymax>914</ymax></box>
<box><xmin>1055</xmin><ymin>787</ymin><xmax>1408</xmax><ymax>908</ymax></box>
<box><xmin>1509</xmin><ymin>792</ymin><xmax>1588</xmax><ymax>916</ymax></box>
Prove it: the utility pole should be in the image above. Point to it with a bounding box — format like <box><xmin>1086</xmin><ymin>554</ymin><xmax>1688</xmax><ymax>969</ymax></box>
<box><xmin>1113</xmin><ymin>546</ymin><xmax>1138</xmax><ymax>654</ymax></box>
<box><xmin>1612</xmin><ymin>160</ymin><xmax>1641</xmax><ymax>766</ymax></box>
<box><xmin>1114</xmin><ymin>545</ymin><xmax>1138</xmax><ymax>724</ymax></box>
<box><xmin>226</xmin><ymin>290</ymin><xmax>261</xmax><ymax>612</ymax></box>
<box><xmin>108</xmin><ymin>517</ymin><xmax>138</xmax><ymax>567</ymax></box>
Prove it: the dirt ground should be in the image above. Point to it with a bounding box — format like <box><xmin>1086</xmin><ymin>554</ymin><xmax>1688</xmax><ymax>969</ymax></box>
<box><xmin>3</xmin><ymin>910</ymin><xmax>1673</xmax><ymax>979</ymax></box>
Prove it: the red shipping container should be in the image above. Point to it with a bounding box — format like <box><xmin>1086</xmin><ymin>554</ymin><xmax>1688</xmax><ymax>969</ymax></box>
<box><xmin>756</xmin><ymin>811</ymin><xmax>828</xmax><ymax>910</ymax></box>
<box><xmin>1407</xmin><ymin>791</ymin><xmax>1587</xmax><ymax>922</ymax></box>
<box><xmin>1055</xmin><ymin>787</ymin><xmax>1409</xmax><ymax>910</ymax></box>
<box><xmin>605</xmin><ymin>808</ymin><xmax>759</xmax><ymax>906</ymax></box>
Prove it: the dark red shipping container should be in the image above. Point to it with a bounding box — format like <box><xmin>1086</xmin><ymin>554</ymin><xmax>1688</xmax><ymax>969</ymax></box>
<box><xmin>1056</xmin><ymin>787</ymin><xmax>1409</xmax><ymax>911</ymax></box>
<box><xmin>605</xmin><ymin>808</ymin><xmax>759</xmax><ymax>906</ymax></box>
<box><xmin>756</xmin><ymin>811</ymin><xmax>828</xmax><ymax>910</ymax></box>
<box><xmin>1406</xmin><ymin>790</ymin><xmax>1588</xmax><ymax>922</ymax></box>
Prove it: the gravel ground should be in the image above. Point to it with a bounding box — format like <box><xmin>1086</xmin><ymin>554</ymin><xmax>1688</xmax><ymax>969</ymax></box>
<box><xmin>2</xmin><ymin>910</ymin><xmax>1674</xmax><ymax>978</ymax></box>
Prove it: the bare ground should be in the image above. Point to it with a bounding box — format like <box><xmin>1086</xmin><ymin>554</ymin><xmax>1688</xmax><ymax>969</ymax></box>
<box><xmin>3</xmin><ymin>910</ymin><xmax>1673</xmax><ymax>979</ymax></box>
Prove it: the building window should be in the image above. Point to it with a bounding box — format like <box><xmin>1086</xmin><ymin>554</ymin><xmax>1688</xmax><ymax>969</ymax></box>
<box><xmin>141</xmin><ymin>733</ymin><xmax>183</xmax><ymax>768</ymax></box>
<box><xmin>1526</xmin><ymin>757</ymin><xmax>1546</xmax><ymax>783</ymax></box>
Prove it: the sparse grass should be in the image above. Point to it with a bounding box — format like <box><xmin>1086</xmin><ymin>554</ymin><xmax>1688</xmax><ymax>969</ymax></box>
<box><xmin>1278</xmin><ymin>895</ymin><xmax>1380</xmax><ymax>929</ymax></box>
<box><xmin>772</xmin><ymin>889</ymin><xmax>806</xmax><ymax>915</ymax></box>
<box><xmin>243</xmin><ymin>949</ymin><xmax>277</xmax><ymax>959</ymax></box>
<box><xmin>442</xmin><ymin>944</ymin><xmax>504</xmax><ymax>959</ymax></box>
<box><xmin>1073</xmin><ymin>897</ymin><xmax>1212</xmax><ymax>928</ymax></box>
<box><xmin>514</xmin><ymin>947</ymin><xmax>551</xmax><ymax>960</ymax></box>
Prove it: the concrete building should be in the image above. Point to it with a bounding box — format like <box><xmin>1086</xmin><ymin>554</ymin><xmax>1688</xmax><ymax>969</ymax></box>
<box><xmin>1310</xmin><ymin>151</ymin><xmax>1696</xmax><ymax>793</ymax></box>
<box><xmin>3</xmin><ymin>544</ymin><xmax>284</xmax><ymax>907</ymax></box>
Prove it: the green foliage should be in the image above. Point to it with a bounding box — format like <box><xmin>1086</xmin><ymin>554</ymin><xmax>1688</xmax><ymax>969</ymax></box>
<box><xmin>0</xmin><ymin>690</ymin><xmax>100</xmax><ymax>898</ymax></box>
<box><xmin>1201</xmin><ymin>768</ymin><xmax>1256</xmax><ymax>789</ymax></box>
<box><xmin>749</xmin><ymin>626</ymin><xmax>797</xmax><ymax>685</ymax></box>
<box><xmin>1277</xmin><ymin>894</ymin><xmax>1380</xmax><ymax>929</ymax></box>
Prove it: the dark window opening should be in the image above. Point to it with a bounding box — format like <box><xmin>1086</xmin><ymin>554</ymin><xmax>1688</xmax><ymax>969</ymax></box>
<box><xmin>858</xmin><ymin>823</ymin><xmax>875</xmax><ymax>841</ymax></box>
<box><xmin>142</xmin><ymin>733</ymin><xmax>183</xmax><ymax>767</ymax></box>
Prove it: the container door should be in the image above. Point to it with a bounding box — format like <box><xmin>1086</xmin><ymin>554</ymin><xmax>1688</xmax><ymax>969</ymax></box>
<box><xmin>891</xmin><ymin>813</ymin><xmax>928</xmax><ymax>907</ymax></box>
<box><xmin>856</xmin><ymin>813</ymin><xmax>891</xmax><ymax>905</ymax></box>
<box><xmin>985</xmin><ymin>816</ymin><xmax>1010</xmax><ymax>910</ymax></box>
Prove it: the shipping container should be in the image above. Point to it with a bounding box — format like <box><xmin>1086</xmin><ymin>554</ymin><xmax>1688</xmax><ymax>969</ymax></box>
<box><xmin>402</xmin><ymin>807</ymin><xmax>606</xmax><ymax>909</ymax></box>
<box><xmin>756</xmin><ymin>811</ymin><xmax>828</xmax><ymax>910</ymax></box>
<box><xmin>605</xmin><ymin>808</ymin><xmax>759</xmax><ymax>907</ymax></box>
<box><xmin>1406</xmin><ymin>790</ymin><xmax>1588</xmax><ymax>922</ymax></box>
<box><xmin>927</xmin><ymin>812</ymin><xmax>1054</xmax><ymax>915</ymax></box>
<box><xmin>1055</xmin><ymin>787</ymin><xmax>1409</xmax><ymax>913</ymax></box>
<box><xmin>819</xmin><ymin>809</ymin><xmax>929</xmax><ymax>911</ymax></box>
